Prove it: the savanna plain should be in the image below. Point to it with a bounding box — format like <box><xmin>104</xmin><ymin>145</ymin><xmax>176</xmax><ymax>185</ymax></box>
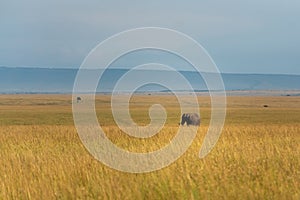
<box><xmin>0</xmin><ymin>94</ymin><xmax>299</xmax><ymax>199</ymax></box>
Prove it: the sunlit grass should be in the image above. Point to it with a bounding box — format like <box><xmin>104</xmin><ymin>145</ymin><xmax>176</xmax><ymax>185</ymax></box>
<box><xmin>0</xmin><ymin>95</ymin><xmax>299</xmax><ymax>199</ymax></box>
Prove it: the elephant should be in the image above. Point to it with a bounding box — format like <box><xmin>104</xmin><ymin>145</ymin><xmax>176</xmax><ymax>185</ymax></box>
<box><xmin>180</xmin><ymin>113</ymin><xmax>200</xmax><ymax>126</ymax></box>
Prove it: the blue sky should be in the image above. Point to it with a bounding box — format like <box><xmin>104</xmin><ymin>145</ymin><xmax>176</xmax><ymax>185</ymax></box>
<box><xmin>0</xmin><ymin>0</ymin><xmax>299</xmax><ymax>74</ymax></box>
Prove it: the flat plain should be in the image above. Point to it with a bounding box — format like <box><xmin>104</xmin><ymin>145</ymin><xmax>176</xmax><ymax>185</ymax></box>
<box><xmin>0</xmin><ymin>94</ymin><xmax>299</xmax><ymax>199</ymax></box>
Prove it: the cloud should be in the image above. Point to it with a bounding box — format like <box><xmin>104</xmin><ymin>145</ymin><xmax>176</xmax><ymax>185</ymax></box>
<box><xmin>0</xmin><ymin>0</ymin><xmax>299</xmax><ymax>74</ymax></box>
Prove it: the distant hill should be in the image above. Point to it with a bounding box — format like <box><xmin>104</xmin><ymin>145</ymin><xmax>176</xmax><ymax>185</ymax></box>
<box><xmin>0</xmin><ymin>67</ymin><xmax>300</xmax><ymax>94</ymax></box>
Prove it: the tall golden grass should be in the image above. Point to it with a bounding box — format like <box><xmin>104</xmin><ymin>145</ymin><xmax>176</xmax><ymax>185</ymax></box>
<box><xmin>0</xmin><ymin>95</ymin><xmax>299</xmax><ymax>199</ymax></box>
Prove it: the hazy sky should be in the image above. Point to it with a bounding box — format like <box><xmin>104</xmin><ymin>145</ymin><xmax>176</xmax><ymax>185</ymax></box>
<box><xmin>1</xmin><ymin>0</ymin><xmax>299</xmax><ymax>74</ymax></box>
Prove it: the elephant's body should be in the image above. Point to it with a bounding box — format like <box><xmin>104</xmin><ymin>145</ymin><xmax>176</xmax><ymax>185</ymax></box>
<box><xmin>180</xmin><ymin>113</ymin><xmax>200</xmax><ymax>126</ymax></box>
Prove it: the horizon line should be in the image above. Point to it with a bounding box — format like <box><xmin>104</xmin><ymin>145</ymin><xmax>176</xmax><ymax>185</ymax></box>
<box><xmin>1</xmin><ymin>65</ymin><xmax>300</xmax><ymax>76</ymax></box>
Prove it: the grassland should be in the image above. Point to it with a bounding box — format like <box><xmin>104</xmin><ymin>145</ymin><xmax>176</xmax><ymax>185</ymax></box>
<box><xmin>0</xmin><ymin>94</ymin><xmax>299</xmax><ymax>199</ymax></box>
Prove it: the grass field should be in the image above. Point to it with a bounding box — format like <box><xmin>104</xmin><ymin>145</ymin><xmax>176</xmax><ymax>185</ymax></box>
<box><xmin>0</xmin><ymin>94</ymin><xmax>299</xmax><ymax>199</ymax></box>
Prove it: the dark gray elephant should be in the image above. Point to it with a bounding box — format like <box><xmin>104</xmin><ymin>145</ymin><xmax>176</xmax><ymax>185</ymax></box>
<box><xmin>180</xmin><ymin>113</ymin><xmax>200</xmax><ymax>126</ymax></box>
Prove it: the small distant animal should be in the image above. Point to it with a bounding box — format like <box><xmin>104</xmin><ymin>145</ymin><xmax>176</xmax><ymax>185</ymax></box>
<box><xmin>180</xmin><ymin>113</ymin><xmax>200</xmax><ymax>126</ymax></box>
<box><xmin>263</xmin><ymin>105</ymin><xmax>269</xmax><ymax>108</ymax></box>
<box><xmin>76</xmin><ymin>97</ymin><xmax>82</xmax><ymax>103</ymax></box>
